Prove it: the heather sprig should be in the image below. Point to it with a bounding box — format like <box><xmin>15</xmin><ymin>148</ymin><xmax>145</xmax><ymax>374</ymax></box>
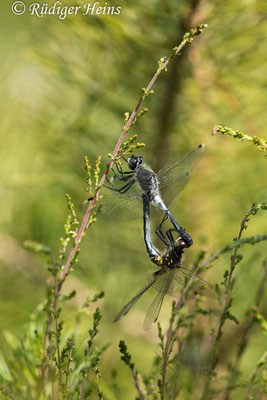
<box><xmin>212</xmin><ymin>126</ymin><xmax>267</xmax><ymax>154</ymax></box>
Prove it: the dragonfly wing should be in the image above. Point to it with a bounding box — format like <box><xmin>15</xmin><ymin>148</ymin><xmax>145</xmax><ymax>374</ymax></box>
<box><xmin>143</xmin><ymin>269</ymin><xmax>175</xmax><ymax>330</ymax></box>
<box><xmin>174</xmin><ymin>267</ymin><xmax>213</xmax><ymax>297</ymax></box>
<box><xmin>82</xmin><ymin>182</ymin><xmax>145</xmax><ymax>221</ymax></box>
<box><xmin>157</xmin><ymin>144</ymin><xmax>205</xmax><ymax>207</ymax></box>
<box><xmin>114</xmin><ymin>276</ymin><xmax>158</xmax><ymax>322</ymax></box>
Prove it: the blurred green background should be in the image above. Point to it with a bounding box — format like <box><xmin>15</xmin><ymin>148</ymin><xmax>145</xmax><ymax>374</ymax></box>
<box><xmin>0</xmin><ymin>0</ymin><xmax>266</xmax><ymax>398</ymax></box>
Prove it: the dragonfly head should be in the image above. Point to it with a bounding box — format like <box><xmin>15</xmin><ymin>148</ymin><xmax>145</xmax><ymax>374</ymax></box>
<box><xmin>128</xmin><ymin>155</ymin><xmax>143</xmax><ymax>170</ymax></box>
<box><xmin>172</xmin><ymin>239</ymin><xmax>188</xmax><ymax>258</ymax></box>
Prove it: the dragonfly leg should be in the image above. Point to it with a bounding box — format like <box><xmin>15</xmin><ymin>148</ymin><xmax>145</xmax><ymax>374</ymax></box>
<box><xmin>114</xmin><ymin>162</ymin><xmax>134</xmax><ymax>176</ymax></box>
<box><xmin>166</xmin><ymin>229</ymin><xmax>180</xmax><ymax>258</ymax></box>
<box><xmin>166</xmin><ymin>211</ymin><xmax>193</xmax><ymax>247</ymax></box>
<box><xmin>104</xmin><ymin>178</ymin><xmax>135</xmax><ymax>194</ymax></box>
<box><xmin>111</xmin><ymin>168</ymin><xmax>133</xmax><ymax>182</ymax></box>
<box><xmin>155</xmin><ymin>214</ymin><xmax>169</xmax><ymax>247</ymax></box>
<box><xmin>153</xmin><ymin>198</ymin><xmax>193</xmax><ymax>247</ymax></box>
<box><xmin>105</xmin><ymin>175</ymin><xmax>118</xmax><ymax>189</ymax></box>
<box><xmin>119</xmin><ymin>179</ymin><xmax>136</xmax><ymax>194</ymax></box>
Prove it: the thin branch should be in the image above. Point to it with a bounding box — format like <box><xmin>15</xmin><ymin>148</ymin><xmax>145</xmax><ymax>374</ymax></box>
<box><xmin>201</xmin><ymin>204</ymin><xmax>267</xmax><ymax>398</ymax></box>
<box><xmin>161</xmin><ymin>265</ymin><xmax>200</xmax><ymax>396</ymax></box>
<box><xmin>41</xmin><ymin>317</ymin><xmax>50</xmax><ymax>387</ymax></box>
<box><xmin>245</xmin><ymin>352</ymin><xmax>267</xmax><ymax>400</ymax></box>
<box><xmin>65</xmin><ymin>345</ymin><xmax>73</xmax><ymax>393</ymax></box>
<box><xmin>94</xmin><ymin>365</ymin><xmax>103</xmax><ymax>400</ymax></box>
<box><xmin>0</xmin><ymin>384</ymin><xmax>15</xmax><ymax>400</ymax></box>
<box><xmin>80</xmin><ymin>327</ymin><xmax>96</xmax><ymax>400</ymax></box>
<box><xmin>237</xmin><ymin>260</ymin><xmax>267</xmax><ymax>360</ymax></box>
<box><xmin>223</xmin><ymin>261</ymin><xmax>267</xmax><ymax>400</ymax></box>
<box><xmin>201</xmin><ymin>235</ymin><xmax>267</xmax><ymax>270</ymax></box>
<box><xmin>119</xmin><ymin>340</ymin><xmax>145</xmax><ymax>400</ymax></box>
<box><xmin>212</xmin><ymin>126</ymin><xmax>267</xmax><ymax>154</ymax></box>
<box><xmin>131</xmin><ymin>369</ymin><xmax>145</xmax><ymax>400</ymax></box>
<box><xmin>80</xmin><ymin>308</ymin><xmax>101</xmax><ymax>400</ymax></box>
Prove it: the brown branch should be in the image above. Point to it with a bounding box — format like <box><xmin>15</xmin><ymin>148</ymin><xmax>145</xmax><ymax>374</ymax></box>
<box><xmin>131</xmin><ymin>369</ymin><xmax>145</xmax><ymax>400</ymax></box>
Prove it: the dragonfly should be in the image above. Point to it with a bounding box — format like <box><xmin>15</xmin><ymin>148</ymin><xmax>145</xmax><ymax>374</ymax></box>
<box><xmin>114</xmin><ymin>195</ymin><xmax>210</xmax><ymax>330</ymax></box>
<box><xmin>85</xmin><ymin>144</ymin><xmax>205</xmax><ymax>247</ymax></box>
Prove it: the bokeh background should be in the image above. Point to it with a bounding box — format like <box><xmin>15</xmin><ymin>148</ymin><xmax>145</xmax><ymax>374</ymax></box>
<box><xmin>0</xmin><ymin>0</ymin><xmax>266</xmax><ymax>398</ymax></box>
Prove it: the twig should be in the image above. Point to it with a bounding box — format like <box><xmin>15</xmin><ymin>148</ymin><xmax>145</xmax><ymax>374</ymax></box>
<box><xmin>212</xmin><ymin>126</ymin><xmax>267</xmax><ymax>154</ymax></box>
<box><xmin>201</xmin><ymin>235</ymin><xmax>267</xmax><ymax>270</ymax></box>
<box><xmin>41</xmin><ymin>317</ymin><xmax>50</xmax><ymax>387</ymax></box>
<box><xmin>223</xmin><ymin>261</ymin><xmax>267</xmax><ymax>400</ymax></box>
<box><xmin>65</xmin><ymin>343</ymin><xmax>73</xmax><ymax>393</ymax></box>
<box><xmin>245</xmin><ymin>352</ymin><xmax>267</xmax><ymax>400</ymax></box>
<box><xmin>201</xmin><ymin>203</ymin><xmax>267</xmax><ymax>398</ymax></box>
<box><xmin>237</xmin><ymin>260</ymin><xmax>267</xmax><ymax>360</ymax></box>
<box><xmin>94</xmin><ymin>365</ymin><xmax>103</xmax><ymax>400</ymax></box>
<box><xmin>132</xmin><ymin>371</ymin><xmax>145</xmax><ymax>400</ymax></box>
<box><xmin>0</xmin><ymin>384</ymin><xmax>15</xmax><ymax>400</ymax></box>
<box><xmin>161</xmin><ymin>264</ymin><xmax>200</xmax><ymax>397</ymax></box>
<box><xmin>80</xmin><ymin>308</ymin><xmax>101</xmax><ymax>400</ymax></box>
<box><xmin>119</xmin><ymin>340</ymin><xmax>145</xmax><ymax>400</ymax></box>
<box><xmin>80</xmin><ymin>333</ymin><xmax>95</xmax><ymax>399</ymax></box>
<box><xmin>41</xmin><ymin>254</ymin><xmax>56</xmax><ymax>389</ymax></box>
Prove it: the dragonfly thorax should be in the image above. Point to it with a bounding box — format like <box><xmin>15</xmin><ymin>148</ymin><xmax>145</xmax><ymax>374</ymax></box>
<box><xmin>163</xmin><ymin>249</ymin><xmax>183</xmax><ymax>266</ymax></box>
<box><xmin>135</xmin><ymin>167</ymin><xmax>159</xmax><ymax>198</ymax></box>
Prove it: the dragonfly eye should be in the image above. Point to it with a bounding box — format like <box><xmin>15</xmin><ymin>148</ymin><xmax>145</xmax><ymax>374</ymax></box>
<box><xmin>128</xmin><ymin>155</ymin><xmax>143</xmax><ymax>170</ymax></box>
<box><xmin>128</xmin><ymin>155</ymin><xmax>138</xmax><ymax>170</ymax></box>
<box><xmin>179</xmin><ymin>240</ymin><xmax>188</xmax><ymax>249</ymax></box>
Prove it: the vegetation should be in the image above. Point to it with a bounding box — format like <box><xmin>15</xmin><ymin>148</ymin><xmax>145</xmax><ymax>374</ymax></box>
<box><xmin>0</xmin><ymin>1</ymin><xmax>266</xmax><ymax>399</ymax></box>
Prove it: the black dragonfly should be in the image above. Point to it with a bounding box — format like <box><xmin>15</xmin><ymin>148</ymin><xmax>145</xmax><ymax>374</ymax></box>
<box><xmin>114</xmin><ymin>195</ymin><xmax>210</xmax><ymax>330</ymax></box>
<box><xmin>85</xmin><ymin>144</ymin><xmax>205</xmax><ymax>247</ymax></box>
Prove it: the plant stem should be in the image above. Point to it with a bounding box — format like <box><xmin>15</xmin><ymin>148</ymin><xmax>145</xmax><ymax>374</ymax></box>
<box><xmin>131</xmin><ymin>369</ymin><xmax>145</xmax><ymax>400</ymax></box>
<box><xmin>94</xmin><ymin>366</ymin><xmax>103</xmax><ymax>400</ymax></box>
<box><xmin>212</xmin><ymin>126</ymin><xmax>267</xmax><ymax>153</ymax></box>
<box><xmin>41</xmin><ymin>318</ymin><xmax>49</xmax><ymax>387</ymax></box>
<box><xmin>80</xmin><ymin>326</ymin><xmax>98</xmax><ymax>399</ymax></box>
<box><xmin>161</xmin><ymin>264</ymin><xmax>200</xmax><ymax>397</ymax></box>
<box><xmin>201</xmin><ymin>235</ymin><xmax>267</xmax><ymax>269</ymax></box>
<box><xmin>65</xmin><ymin>346</ymin><xmax>73</xmax><ymax>394</ymax></box>
<box><xmin>223</xmin><ymin>261</ymin><xmax>267</xmax><ymax>400</ymax></box>
<box><xmin>245</xmin><ymin>352</ymin><xmax>267</xmax><ymax>399</ymax></box>
<box><xmin>201</xmin><ymin>204</ymin><xmax>266</xmax><ymax>398</ymax></box>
